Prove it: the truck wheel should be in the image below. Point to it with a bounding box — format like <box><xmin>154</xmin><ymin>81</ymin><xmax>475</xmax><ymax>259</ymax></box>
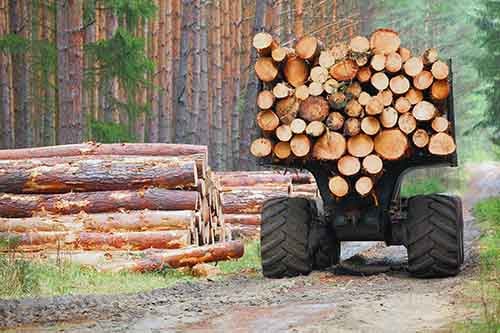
<box><xmin>405</xmin><ymin>194</ymin><xmax>464</xmax><ymax>278</ymax></box>
<box><xmin>310</xmin><ymin>203</ymin><xmax>340</xmax><ymax>269</ymax></box>
<box><xmin>261</xmin><ymin>197</ymin><xmax>313</xmax><ymax>278</ymax></box>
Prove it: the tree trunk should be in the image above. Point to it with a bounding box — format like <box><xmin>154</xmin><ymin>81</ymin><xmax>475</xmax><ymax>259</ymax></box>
<box><xmin>0</xmin><ymin>0</ymin><xmax>13</xmax><ymax>148</ymax></box>
<box><xmin>230</xmin><ymin>0</ymin><xmax>242</xmax><ymax>169</ymax></box>
<box><xmin>294</xmin><ymin>0</ymin><xmax>304</xmax><ymax>39</ymax></box>
<box><xmin>220</xmin><ymin>190</ymin><xmax>289</xmax><ymax>214</ymax></box>
<box><xmin>216</xmin><ymin>174</ymin><xmax>291</xmax><ymax>190</ymax></box>
<box><xmin>223</xmin><ymin>214</ymin><xmax>261</xmax><ymax>225</ymax></box>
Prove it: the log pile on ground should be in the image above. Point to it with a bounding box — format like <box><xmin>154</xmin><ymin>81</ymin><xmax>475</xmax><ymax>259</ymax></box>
<box><xmin>251</xmin><ymin>29</ymin><xmax>456</xmax><ymax>200</ymax></box>
<box><xmin>0</xmin><ymin>143</ymin><xmax>243</xmax><ymax>272</ymax></box>
<box><xmin>213</xmin><ymin>171</ymin><xmax>318</xmax><ymax>239</ymax></box>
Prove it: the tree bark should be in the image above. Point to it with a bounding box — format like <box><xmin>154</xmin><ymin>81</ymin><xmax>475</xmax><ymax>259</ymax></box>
<box><xmin>0</xmin><ymin>0</ymin><xmax>13</xmax><ymax>148</ymax></box>
<box><xmin>223</xmin><ymin>214</ymin><xmax>261</xmax><ymax>225</ymax></box>
<box><xmin>220</xmin><ymin>190</ymin><xmax>288</xmax><ymax>214</ymax></box>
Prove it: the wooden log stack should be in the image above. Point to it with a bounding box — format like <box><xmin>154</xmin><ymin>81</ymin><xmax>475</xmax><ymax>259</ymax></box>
<box><xmin>0</xmin><ymin>143</ymin><xmax>242</xmax><ymax>271</ymax></box>
<box><xmin>251</xmin><ymin>29</ymin><xmax>456</xmax><ymax>200</ymax></box>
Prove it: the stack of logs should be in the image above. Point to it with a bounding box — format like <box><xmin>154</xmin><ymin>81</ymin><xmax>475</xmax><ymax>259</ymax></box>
<box><xmin>251</xmin><ymin>29</ymin><xmax>456</xmax><ymax>199</ymax></box>
<box><xmin>214</xmin><ymin>171</ymin><xmax>318</xmax><ymax>238</ymax></box>
<box><xmin>0</xmin><ymin>143</ymin><xmax>243</xmax><ymax>272</ymax></box>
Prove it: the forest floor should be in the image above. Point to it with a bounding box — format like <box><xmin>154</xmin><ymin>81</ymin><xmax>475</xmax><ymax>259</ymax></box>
<box><xmin>0</xmin><ymin>162</ymin><xmax>499</xmax><ymax>333</ymax></box>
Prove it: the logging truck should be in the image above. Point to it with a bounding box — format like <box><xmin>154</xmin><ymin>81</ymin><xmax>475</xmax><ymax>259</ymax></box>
<box><xmin>252</xmin><ymin>30</ymin><xmax>464</xmax><ymax>278</ymax></box>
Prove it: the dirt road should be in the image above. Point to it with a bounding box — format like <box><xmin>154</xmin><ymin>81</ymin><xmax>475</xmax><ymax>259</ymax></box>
<box><xmin>1</xmin><ymin>163</ymin><xmax>499</xmax><ymax>332</ymax></box>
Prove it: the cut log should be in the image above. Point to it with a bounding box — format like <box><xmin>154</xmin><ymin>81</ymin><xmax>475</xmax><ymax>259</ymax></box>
<box><xmin>346</xmin><ymin>82</ymin><xmax>362</xmax><ymax>98</ymax></box>
<box><xmin>256</xmin><ymin>110</ymin><xmax>280</xmax><ymax>131</ymax></box>
<box><xmin>431</xmin><ymin>80</ymin><xmax>450</xmax><ymax>100</ymax></box>
<box><xmin>347</xmin><ymin>134</ymin><xmax>374</xmax><ymax>158</ymax></box>
<box><xmin>305</xmin><ymin>121</ymin><xmax>325</xmax><ymax>137</ymax></box>
<box><xmin>273</xmin><ymin>82</ymin><xmax>293</xmax><ymax>99</ymax></box>
<box><xmin>326</xmin><ymin>112</ymin><xmax>345</xmax><ymax>131</ymax></box>
<box><xmin>431</xmin><ymin>61</ymin><xmax>449</xmax><ymax>80</ymax></box>
<box><xmin>403</xmin><ymin>57</ymin><xmax>423</xmax><ymax>77</ymax></box>
<box><xmin>295</xmin><ymin>36</ymin><xmax>320</xmax><ymax>60</ymax></box>
<box><xmin>284</xmin><ymin>55</ymin><xmax>309</xmax><ymax>87</ymax></box>
<box><xmin>354</xmin><ymin>54</ymin><xmax>369</xmax><ymax>67</ymax></box>
<box><xmin>328</xmin><ymin>92</ymin><xmax>347</xmax><ymax>110</ymax></box>
<box><xmin>337</xmin><ymin>155</ymin><xmax>361</xmax><ymax>176</ymax></box>
<box><xmin>380</xmin><ymin>107</ymin><xmax>399</xmax><ymax>128</ymax></box>
<box><xmin>422</xmin><ymin>47</ymin><xmax>438</xmax><ymax>65</ymax></box>
<box><xmin>374</xmin><ymin>129</ymin><xmax>408</xmax><ymax>160</ymax></box>
<box><xmin>394</xmin><ymin>96</ymin><xmax>412</xmax><ymax>113</ymax></box>
<box><xmin>312</xmin><ymin>132</ymin><xmax>346</xmax><ymax>160</ymax></box>
<box><xmin>358</xmin><ymin>92</ymin><xmax>371</xmax><ymax>106</ymax></box>
<box><xmin>299</xmin><ymin>96</ymin><xmax>329</xmax><ymax>122</ymax></box>
<box><xmin>405</xmin><ymin>88</ymin><xmax>424</xmax><ymax>105</ymax></box>
<box><xmin>310</xmin><ymin>66</ymin><xmax>329</xmax><ymax>83</ymax></box>
<box><xmin>389</xmin><ymin>75</ymin><xmax>410</xmax><ymax>95</ymax></box>
<box><xmin>413</xmin><ymin>70</ymin><xmax>434</xmax><ymax>90</ymax></box>
<box><xmin>308</xmin><ymin>82</ymin><xmax>324</xmax><ymax>96</ymax></box>
<box><xmin>355</xmin><ymin>177</ymin><xmax>373</xmax><ymax>196</ymax></box>
<box><xmin>361</xmin><ymin>116</ymin><xmax>381</xmax><ymax>136</ymax></box>
<box><xmin>217</xmin><ymin>174</ymin><xmax>291</xmax><ymax>189</ymax></box>
<box><xmin>0</xmin><ymin>157</ymin><xmax>198</xmax><ymax>194</ymax></box>
<box><xmin>346</xmin><ymin>99</ymin><xmax>363</xmax><ymax>117</ymax></box>
<box><xmin>328</xmin><ymin>176</ymin><xmax>349</xmax><ymax>198</ymax></box>
<box><xmin>331</xmin><ymin>43</ymin><xmax>349</xmax><ymax>60</ymax></box>
<box><xmin>370</xmin><ymin>54</ymin><xmax>386</xmax><ymax>71</ymax></box>
<box><xmin>362</xmin><ymin>154</ymin><xmax>383</xmax><ymax>175</ymax></box>
<box><xmin>323</xmin><ymin>79</ymin><xmax>339</xmax><ymax>94</ymax></box>
<box><xmin>295</xmin><ymin>85</ymin><xmax>310</xmax><ymax>100</ymax></box>
<box><xmin>250</xmin><ymin>138</ymin><xmax>273</xmax><ymax>157</ymax></box>
<box><xmin>0</xmin><ymin>188</ymin><xmax>200</xmax><ymax>218</ymax></box>
<box><xmin>412</xmin><ymin>129</ymin><xmax>430</xmax><ymax>148</ymax></box>
<box><xmin>385</xmin><ymin>52</ymin><xmax>402</xmax><ymax>73</ymax></box>
<box><xmin>252</xmin><ymin>32</ymin><xmax>277</xmax><ymax>56</ymax></box>
<box><xmin>428</xmin><ymin>133</ymin><xmax>456</xmax><ymax>156</ymax></box>
<box><xmin>377</xmin><ymin>90</ymin><xmax>393</xmax><ymax>107</ymax></box>
<box><xmin>370</xmin><ymin>28</ymin><xmax>401</xmax><ymax>55</ymax></box>
<box><xmin>398</xmin><ymin>112</ymin><xmax>417</xmax><ymax>134</ymax></box>
<box><xmin>227</xmin><ymin>224</ymin><xmax>260</xmax><ymax>239</ymax></box>
<box><xmin>318</xmin><ymin>51</ymin><xmax>335</xmax><ymax>68</ymax></box>
<box><xmin>431</xmin><ymin>116</ymin><xmax>450</xmax><ymax>133</ymax></box>
<box><xmin>290</xmin><ymin>118</ymin><xmax>307</xmax><ymax>134</ymax></box>
<box><xmin>356</xmin><ymin>66</ymin><xmax>372</xmax><ymax>83</ymax></box>
<box><xmin>271</xmin><ymin>47</ymin><xmax>289</xmax><ymax>63</ymax></box>
<box><xmin>292</xmin><ymin>183</ymin><xmax>318</xmax><ymax>193</ymax></box>
<box><xmin>399</xmin><ymin>47</ymin><xmax>411</xmax><ymax>62</ymax></box>
<box><xmin>276</xmin><ymin>124</ymin><xmax>293</xmax><ymax>142</ymax></box>
<box><xmin>371</xmin><ymin>72</ymin><xmax>389</xmax><ymax>91</ymax></box>
<box><xmin>329</xmin><ymin>59</ymin><xmax>359</xmax><ymax>81</ymax></box>
<box><xmin>257</xmin><ymin>90</ymin><xmax>275</xmax><ymax>109</ymax></box>
<box><xmin>275</xmin><ymin>96</ymin><xmax>300</xmax><ymax>124</ymax></box>
<box><xmin>273</xmin><ymin>142</ymin><xmax>292</xmax><ymax>159</ymax></box>
<box><xmin>344</xmin><ymin>118</ymin><xmax>361</xmax><ymax>137</ymax></box>
<box><xmin>349</xmin><ymin>36</ymin><xmax>370</xmax><ymax>53</ymax></box>
<box><xmin>223</xmin><ymin>214</ymin><xmax>261</xmax><ymax>226</ymax></box>
<box><xmin>413</xmin><ymin>101</ymin><xmax>437</xmax><ymax>121</ymax></box>
<box><xmin>255</xmin><ymin>57</ymin><xmax>278</xmax><ymax>82</ymax></box>
<box><xmin>366</xmin><ymin>96</ymin><xmax>384</xmax><ymax>115</ymax></box>
<box><xmin>290</xmin><ymin>134</ymin><xmax>311</xmax><ymax>157</ymax></box>
<box><xmin>220</xmin><ymin>190</ymin><xmax>288</xmax><ymax>214</ymax></box>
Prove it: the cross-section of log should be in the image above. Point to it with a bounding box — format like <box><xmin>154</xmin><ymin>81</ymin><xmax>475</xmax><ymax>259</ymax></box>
<box><xmin>358</xmin><ymin>91</ymin><xmax>371</xmax><ymax>106</ymax></box>
<box><xmin>329</xmin><ymin>176</ymin><xmax>349</xmax><ymax>198</ymax></box>
<box><xmin>308</xmin><ymin>82</ymin><xmax>324</xmax><ymax>96</ymax></box>
<box><xmin>250</xmin><ymin>138</ymin><xmax>273</xmax><ymax>158</ymax></box>
<box><xmin>337</xmin><ymin>155</ymin><xmax>361</xmax><ymax>176</ymax></box>
<box><xmin>371</xmin><ymin>72</ymin><xmax>389</xmax><ymax>91</ymax></box>
<box><xmin>312</xmin><ymin>132</ymin><xmax>346</xmax><ymax>160</ymax></box>
<box><xmin>344</xmin><ymin>118</ymin><xmax>361</xmax><ymax>137</ymax></box>
<box><xmin>377</xmin><ymin>90</ymin><xmax>393</xmax><ymax>107</ymax></box>
<box><xmin>395</xmin><ymin>96</ymin><xmax>411</xmax><ymax>113</ymax></box>
<box><xmin>272</xmin><ymin>47</ymin><xmax>289</xmax><ymax>63</ymax></box>
<box><xmin>431</xmin><ymin>80</ymin><xmax>450</xmax><ymax>100</ymax></box>
<box><xmin>362</xmin><ymin>154</ymin><xmax>383</xmax><ymax>175</ymax></box>
<box><xmin>305</xmin><ymin>121</ymin><xmax>325</xmax><ymax>137</ymax></box>
<box><xmin>403</xmin><ymin>57</ymin><xmax>423</xmax><ymax>77</ymax></box>
<box><xmin>428</xmin><ymin>133</ymin><xmax>456</xmax><ymax>156</ymax></box>
<box><xmin>310</xmin><ymin>66</ymin><xmax>329</xmax><ymax>83</ymax></box>
<box><xmin>323</xmin><ymin>79</ymin><xmax>339</xmax><ymax>94</ymax></box>
<box><xmin>275</xmin><ymin>96</ymin><xmax>300</xmax><ymax>124</ymax></box>
<box><xmin>347</xmin><ymin>82</ymin><xmax>362</xmax><ymax>98</ymax></box>
<box><xmin>252</xmin><ymin>32</ymin><xmax>277</xmax><ymax>56</ymax></box>
<box><xmin>326</xmin><ymin>112</ymin><xmax>345</xmax><ymax>131</ymax></box>
<box><xmin>389</xmin><ymin>75</ymin><xmax>410</xmax><ymax>95</ymax></box>
<box><xmin>431</xmin><ymin>61</ymin><xmax>449</xmax><ymax>80</ymax></box>
<box><xmin>329</xmin><ymin>59</ymin><xmax>359</xmax><ymax>81</ymax></box>
<box><xmin>349</xmin><ymin>36</ymin><xmax>370</xmax><ymax>53</ymax></box>
<box><xmin>370</xmin><ymin>54</ymin><xmax>386</xmax><ymax>71</ymax></box>
<box><xmin>299</xmin><ymin>96</ymin><xmax>329</xmax><ymax>122</ymax></box>
<box><xmin>380</xmin><ymin>107</ymin><xmax>398</xmax><ymax>128</ymax></box>
<box><xmin>405</xmin><ymin>88</ymin><xmax>423</xmax><ymax>105</ymax></box>
<box><xmin>295</xmin><ymin>85</ymin><xmax>310</xmax><ymax>100</ymax></box>
<box><xmin>0</xmin><ymin>188</ymin><xmax>200</xmax><ymax>218</ymax></box>
<box><xmin>290</xmin><ymin>134</ymin><xmax>311</xmax><ymax>157</ymax></box>
<box><xmin>328</xmin><ymin>92</ymin><xmax>347</xmax><ymax>110</ymax></box>
<box><xmin>295</xmin><ymin>36</ymin><xmax>321</xmax><ymax>60</ymax></box>
<box><xmin>370</xmin><ymin>29</ymin><xmax>401</xmax><ymax>55</ymax></box>
<box><xmin>355</xmin><ymin>176</ymin><xmax>374</xmax><ymax>196</ymax></box>
<box><xmin>273</xmin><ymin>82</ymin><xmax>293</xmax><ymax>99</ymax></box>
<box><xmin>374</xmin><ymin>129</ymin><xmax>408</xmax><ymax>160</ymax></box>
<box><xmin>273</xmin><ymin>142</ymin><xmax>291</xmax><ymax>159</ymax></box>
<box><xmin>223</xmin><ymin>214</ymin><xmax>261</xmax><ymax>225</ymax></box>
<box><xmin>423</xmin><ymin>47</ymin><xmax>438</xmax><ymax>65</ymax></box>
<box><xmin>347</xmin><ymin>134</ymin><xmax>374</xmax><ymax>158</ymax></box>
<box><xmin>220</xmin><ymin>190</ymin><xmax>288</xmax><ymax>214</ymax></box>
<box><xmin>366</xmin><ymin>96</ymin><xmax>384</xmax><ymax>115</ymax></box>
<box><xmin>291</xmin><ymin>118</ymin><xmax>307</xmax><ymax>134</ymax></box>
<box><xmin>255</xmin><ymin>57</ymin><xmax>278</xmax><ymax>82</ymax></box>
<box><xmin>398</xmin><ymin>112</ymin><xmax>417</xmax><ymax>134</ymax></box>
<box><xmin>256</xmin><ymin>110</ymin><xmax>279</xmax><ymax>131</ymax></box>
<box><xmin>413</xmin><ymin>70</ymin><xmax>434</xmax><ymax>90</ymax></box>
<box><xmin>413</xmin><ymin>101</ymin><xmax>437</xmax><ymax>121</ymax></box>
<box><xmin>412</xmin><ymin>129</ymin><xmax>430</xmax><ymax>148</ymax></box>
<box><xmin>385</xmin><ymin>52</ymin><xmax>402</xmax><ymax>73</ymax></box>
<box><xmin>276</xmin><ymin>124</ymin><xmax>293</xmax><ymax>142</ymax></box>
<box><xmin>431</xmin><ymin>116</ymin><xmax>449</xmax><ymax>133</ymax></box>
<box><xmin>284</xmin><ymin>55</ymin><xmax>309</xmax><ymax>87</ymax></box>
<box><xmin>399</xmin><ymin>47</ymin><xmax>411</xmax><ymax>62</ymax></box>
<box><xmin>357</xmin><ymin>67</ymin><xmax>372</xmax><ymax>83</ymax></box>
<box><xmin>345</xmin><ymin>99</ymin><xmax>363</xmax><ymax>117</ymax></box>
<box><xmin>257</xmin><ymin>90</ymin><xmax>275</xmax><ymax>109</ymax></box>
<box><xmin>319</xmin><ymin>51</ymin><xmax>335</xmax><ymax>68</ymax></box>
<box><xmin>361</xmin><ymin>117</ymin><xmax>381</xmax><ymax>136</ymax></box>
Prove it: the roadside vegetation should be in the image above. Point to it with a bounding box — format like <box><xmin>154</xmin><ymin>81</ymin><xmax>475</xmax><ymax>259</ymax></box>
<box><xmin>0</xmin><ymin>241</ymin><xmax>261</xmax><ymax>300</ymax></box>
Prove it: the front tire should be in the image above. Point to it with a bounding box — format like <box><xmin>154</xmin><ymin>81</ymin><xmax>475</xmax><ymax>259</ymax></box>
<box><xmin>405</xmin><ymin>194</ymin><xmax>464</xmax><ymax>278</ymax></box>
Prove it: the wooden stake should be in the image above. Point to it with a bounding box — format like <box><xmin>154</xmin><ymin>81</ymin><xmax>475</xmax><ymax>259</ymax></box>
<box><xmin>299</xmin><ymin>96</ymin><xmax>329</xmax><ymax>122</ymax></box>
<box><xmin>257</xmin><ymin>90</ymin><xmax>275</xmax><ymax>109</ymax></box>
<box><xmin>362</xmin><ymin>154</ymin><xmax>383</xmax><ymax>175</ymax></box>
<box><xmin>273</xmin><ymin>141</ymin><xmax>292</xmax><ymax>159</ymax></box>
<box><xmin>276</xmin><ymin>124</ymin><xmax>293</xmax><ymax>142</ymax></box>
<box><xmin>370</xmin><ymin>28</ymin><xmax>401</xmax><ymax>55</ymax></box>
<box><xmin>389</xmin><ymin>75</ymin><xmax>410</xmax><ymax>95</ymax></box>
<box><xmin>329</xmin><ymin>59</ymin><xmax>359</xmax><ymax>81</ymax></box>
<box><xmin>403</xmin><ymin>57</ymin><xmax>423</xmax><ymax>77</ymax></box>
<box><xmin>413</xmin><ymin>70</ymin><xmax>434</xmax><ymax>90</ymax></box>
<box><xmin>284</xmin><ymin>55</ymin><xmax>309</xmax><ymax>87</ymax></box>
<box><xmin>250</xmin><ymin>138</ymin><xmax>273</xmax><ymax>157</ymax></box>
<box><xmin>326</xmin><ymin>112</ymin><xmax>345</xmax><ymax>131</ymax></box>
<box><xmin>312</xmin><ymin>131</ymin><xmax>346</xmax><ymax>160</ymax></box>
<box><xmin>255</xmin><ymin>57</ymin><xmax>278</xmax><ymax>82</ymax></box>
<box><xmin>347</xmin><ymin>134</ymin><xmax>374</xmax><ymax>158</ymax></box>
<box><xmin>256</xmin><ymin>110</ymin><xmax>280</xmax><ymax>131</ymax></box>
<box><xmin>338</xmin><ymin>155</ymin><xmax>361</xmax><ymax>176</ymax></box>
<box><xmin>361</xmin><ymin>116</ymin><xmax>381</xmax><ymax>136</ymax></box>
<box><xmin>290</xmin><ymin>134</ymin><xmax>311</xmax><ymax>157</ymax></box>
<box><xmin>374</xmin><ymin>129</ymin><xmax>408</xmax><ymax>160</ymax></box>
<box><xmin>398</xmin><ymin>112</ymin><xmax>417</xmax><ymax>134</ymax></box>
<box><xmin>428</xmin><ymin>133</ymin><xmax>456</xmax><ymax>156</ymax></box>
<box><xmin>413</xmin><ymin>101</ymin><xmax>437</xmax><ymax>121</ymax></box>
<box><xmin>380</xmin><ymin>107</ymin><xmax>398</xmax><ymax>128</ymax></box>
<box><xmin>431</xmin><ymin>116</ymin><xmax>449</xmax><ymax>132</ymax></box>
<box><xmin>412</xmin><ymin>129</ymin><xmax>430</xmax><ymax>148</ymax></box>
<box><xmin>305</xmin><ymin>121</ymin><xmax>325</xmax><ymax>137</ymax></box>
<box><xmin>328</xmin><ymin>176</ymin><xmax>349</xmax><ymax>198</ymax></box>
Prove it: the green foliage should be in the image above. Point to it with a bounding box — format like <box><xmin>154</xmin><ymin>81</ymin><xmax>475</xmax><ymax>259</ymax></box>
<box><xmin>103</xmin><ymin>0</ymin><xmax>157</xmax><ymax>30</ymax></box>
<box><xmin>89</xmin><ymin>119</ymin><xmax>136</xmax><ymax>143</ymax></box>
<box><xmin>0</xmin><ymin>34</ymin><xmax>30</xmax><ymax>54</ymax></box>
<box><xmin>0</xmin><ymin>257</ymin><xmax>40</xmax><ymax>298</ymax></box>
<box><xmin>400</xmin><ymin>176</ymin><xmax>446</xmax><ymax>197</ymax></box>
<box><xmin>217</xmin><ymin>241</ymin><xmax>261</xmax><ymax>274</ymax></box>
<box><xmin>474</xmin><ymin>197</ymin><xmax>500</xmax><ymax>270</ymax></box>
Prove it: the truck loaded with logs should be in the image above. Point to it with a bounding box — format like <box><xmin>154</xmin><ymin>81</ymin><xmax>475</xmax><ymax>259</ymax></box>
<box><xmin>251</xmin><ymin>29</ymin><xmax>464</xmax><ymax>279</ymax></box>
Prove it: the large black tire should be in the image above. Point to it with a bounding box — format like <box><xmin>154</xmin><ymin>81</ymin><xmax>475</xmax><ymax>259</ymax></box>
<box><xmin>405</xmin><ymin>194</ymin><xmax>464</xmax><ymax>278</ymax></box>
<box><xmin>261</xmin><ymin>197</ymin><xmax>313</xmax><ymax>278</ymax></box>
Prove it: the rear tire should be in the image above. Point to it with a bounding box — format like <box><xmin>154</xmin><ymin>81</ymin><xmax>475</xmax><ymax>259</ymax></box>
<box><xmin>405</xmin><ymin>194</ymin><xmax>464</xmax><ymax>278</ymax></box>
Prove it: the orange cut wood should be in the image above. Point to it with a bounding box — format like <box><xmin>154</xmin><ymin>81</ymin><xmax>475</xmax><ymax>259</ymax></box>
<box><xmin>380</xmin><ymin>107</ymin><xmax>399</xmax><ymax>128</ymax></box>
<box><xmin>361</xmin><ymin>116</ymin><xmax>381</xmax><ymax>136</ymax></box>
<box><xmin>275</xmin><ymin>96</ymin><xmax>300</xmax><ymax>124</ymax></box>
<box><xmin>305</xmin><ymin>121</ymin><xmax>325</xmax><ymax>137</ymax></box>
<box><xmin>276</xmin><ymin>124</ymin><xmax>293</xmax><ymax>142</ymax></box>
<box><xmin>250</xmin><ymin>138</ymin><xmax>273</xmax><ymax>157</ymax></box>
<box><xmin>256</xmin><ymin>110</ymin><xmax>279</xmax><ymax>131</ymax></box>
<box><xmin>329</xmin><ymin>59</ymin><xmax>359</xmax><ymax>81</ymax></box>
<box><xmin>346</xmin><ymin>99</ymin><xmax>363</xmax><ymax>117</ymax></box>
<box><xmin>366</xmin><ymin>96</ymin><xmax>384</xmax><ymax>115</ymax></box>
<box><xmin>349</xmin><ymin>36</ymin><xmax>370</xmax><ymax>53</ymax></box>
<box><xmin>273</xmin><ymin>142</ymin><xmax>292</xmax><ymax>159</ymax></box>
<box><xmin>412</xmin><ymin>129</ymin><xmax>430</xmax><ymax>148</ymax></box>
<box><xmin>299</xmin><ymin>96</ymin><xmax>329</xmax><ymax>122</ymax></box>
<box><xmin>355</xmin><ymin>177</ymin><xmax>374</xmax><ymax>196</ymax></box>
<box><xmin>284</xmin><ymin>56</ymin><xmax>309</xmax><ymax>87</ymax></box>
<box><xmin>413</xmin><ymin>101</ymin><xmax>437</xmax><ymax>121</ymax></box>
<box><xmin>344</xmin><ymin>118</ymin><xmax>361</xmax><ymax>137</ymax></box>
<box><xmin>252</xmin><ymin>32</ymin><xmax>277</xmax><ymax>56</ymax></box>
<box><xmin>395</xmin><ymin>96</ymin><xmax>412</xmax><ymax>113</ymax></box>
<box><xmin>290</xmin><ymin>134</ymin><xmax>311</xmax><ymax>157</ymax></box>
<box><xmin>374</xmin><ymin>129</ymin><xmax>408</xmax><ymax>160</ymax></box>
<box><xmin>431</xmin><ymin>61</ymin><xmax>449</xmax><ymax>80</ymax></box>
<box><xmin>389</xmin><ymin>75</ymin><xmax>410</xmax><ymax>95</ymax></box>
<box><xmin>403</xmin><ymin>57</ymin><xmax>423</xmax><ymax>77</ymax></box>
<box><xmin>362</xmin><ymin>154</ymin><xmax>383</xmax><ymax>175</ymax></box>
<box><xmin>370</xmin><ymin>54</ymin><xmax>386</xmax><ymax>71</ymax></box>
<box><xmin>255</xmin><ymin>57</ymin><xmax>278</xmax><ymax>82</ymax></box>
<box><xmin>398</xmin><ymin>47</ymin><xmax>411</xmax><ymax>62</ymax></box>
<box><xmin>357</xmin><ymin>66</ymin><xmax>372</xmax><ymax>83</ymax></box>
<box><xmin>428</xmin><ymin>133</ymin><xmax>456</xmax><ymax>156</ymax></box>
<box><xmin>398</xmin><ymin>112</ymin><xmax>417</xmax><ymax>134</ymax></box>
<box><xmin>326</xmin><ymin>112</ymin><xmax>345</xmax><ymax>131</ymax></box>
<box><xmin>431</xmin><ymin>116</ymin><xmax>449</xmax><ymax>132</ymax></box>
<box><xmin>405</xmin><ymin>88</ymin><xmax>424</xmax><ymax>105</ymax></box>
<box><xmin>312</xmin><ymin>132</ymin><xmax>346</xmax><ymax>160</ymax></box>
<box><xmin>257</xmin><ymin>90</ymin><xmax>275</xmax><ymax>109</ymax></box>
<box><xmin>328</xmin><ymin>176</ymin><xmax>349</xmax><ymax>198</ymax></box>
<box><xmin>295</xmin><ymin>36</ymin><xmax>320</xmax><ymax>60</ymax></box>
<box><xmin>385</xmin><ymin>52</ymin><xmax>402</xmax><ymax>72</ymax></box>
<box><xmin>377</xmin><ymin>90</ymin><xmax>393</xmax><ymax>107</ymax></box>
<box><xmin>347</xmin><ymin>134</ymin><xmax>374</xmax><ymax>158</ymax></box>
<box><xmin>337</xmin><ymin>155</ymin><xmax>361</xmax><ymax>176</ymax></box>
<box><xmin>290</xmin><ymin>118</ymin><xmax>307</xmax><ymax>134</ymax></box>
<box><xmin>431</xmin><ymin>80</ymin><xmax>450</xmax><ymax>100</ymax></box>
<box><xmin>370</xmin><ymin>28</ymin><xmax>401</xmax><ymax>55</ymax></box>
<box><xmin>413</xmin><ymin>70</ymin><xmax>434</xmax><ymax>90</ymax></box>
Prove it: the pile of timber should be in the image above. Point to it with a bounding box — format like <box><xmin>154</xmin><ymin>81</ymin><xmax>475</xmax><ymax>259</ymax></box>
<box><xmin>0</xmin><ymin>143</ymin><xmax>243</xmax><ymax>272</ymax></box>
<box><xmin>251</xmin><ymin>29</ymin><xmax>456</xmax><ymax>199</ymax></box>
<box><xmin>214</xmin><ymin>171</ymin><xmax>318</xmax><ymax>239</ymax></box>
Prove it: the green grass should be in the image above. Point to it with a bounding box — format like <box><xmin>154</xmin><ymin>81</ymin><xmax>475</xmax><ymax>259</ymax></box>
<box><xmin>400</xmin><ymin>176</ymin><xmax>447</xmax><ymax>197</ymax></box>
<box><xmin>455</xmin><ymin>197</ymin><xmax>500</xmax><ymax>332</ymax></box>
<box><xmin>0</xmin><ymin>241</ymin><xmax>261</xmax><ymax>299</ymax></box>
